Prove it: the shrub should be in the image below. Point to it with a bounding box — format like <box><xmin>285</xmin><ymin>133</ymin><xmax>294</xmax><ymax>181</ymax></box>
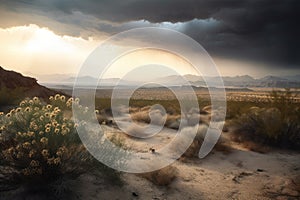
<box><xmin>172</xmin><ymin>125</ymin><xmax>232</xmax><ymax>159</ymax></box>
<box><xmin>139</xmin><ymin>165</ymin><xmax>178</xmax><ymax>186</ymax></box>
<box><xmin>232</xmin><ymin>89</ymin><xmax>300</xmax><ymax>150</ymax></box>
<box><xmin>226</xmin><ymin>101</ymin><xmax>268</xmax><ymax>120</ymax></box>
<box><xmin>130</xmin><ymin>109</ymin><xmax>151</xmax><ymax>124</ymax></box>
<box><xmin>0</xmin><ymin>95</ymin><xmax>123</xmax><ymax>197</ymax></box>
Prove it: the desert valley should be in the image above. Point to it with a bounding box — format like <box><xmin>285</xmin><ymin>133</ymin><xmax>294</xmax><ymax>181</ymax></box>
<box><xmin>0</xmin><ymin>66</ymin><xmax>299</xmax><ymax>199</ymax></box>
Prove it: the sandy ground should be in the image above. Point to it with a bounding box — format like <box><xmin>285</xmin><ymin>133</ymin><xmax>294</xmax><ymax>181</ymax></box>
<box><xmin>77</xmin><ymin>150</ymin><xmax>300</xmax><ymax>200</ymax></box>
<box><xmin>75</xmin><ymin>125</ymin><xmax>300</xmax><ymax>200</ymax></box>
<box><xmin>5</xmin><ymin>145</ymin><xmax>299</xmax><ymax>200</ymax></box>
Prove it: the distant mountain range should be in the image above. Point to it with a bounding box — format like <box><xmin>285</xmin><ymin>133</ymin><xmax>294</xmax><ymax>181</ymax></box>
<box><xmin>189</xmin><ymin>75</ymin><xmax>300</xmax><ymax>88</ymax></box>
<box><xmin>1</xmin><ymin>65</ymin><xmax>297</xmax><ymax>110</ymax></box>
<box><xmin>40</xmin><ymin>74</ymin><xmax>300</xmax><ymax>88</ymax></box>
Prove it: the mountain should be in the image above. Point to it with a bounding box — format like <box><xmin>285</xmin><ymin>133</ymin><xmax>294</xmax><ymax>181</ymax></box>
<box><xmin>155</xmin><ymin>74</ymin><xmax>300</xmax><ymax>88</ymax></box>
<box><xmin>254</xmin><ymin>75</ymin><xmax>299</xmax><ymax>87</ymax></box>
<box><xmin>259</xmin><ymin>75</ymin><xmax>287</xmax><ymax>82</ymax></box>
<box><xmin>0</xmin><ymin>66</ymin><xmax>59</xmax><ymax>106</ymax></box>
<box><xmin>24</xmin><ymin>72</ymin><xmax>75</xmax><ymax>83</ymax></box>
<box><xmin>222</xmin><ymin>75</ymin><xmax>255</xmax><ymax>83</ymax></box>
<box><xmin>153</xmin><ymin>75</ymin><xmax>192</xmax><ymax>85</ymax></box>
<box><xmin>63</xmin><ymin>76</ymin><xmax>99</xmax><ymax>85</ymax></box>
<box><xmin>183</xmin><ymin>74</ymin><xmax>204</xmax><ymax>82</ymax></box>
<box><xmin>205</xmin><ymin>75</ymin><xmax>256</xmax><ymax>87</ymax></box>
<box><xmin>62</xmin><ymin>76</ymin><xmax>141</xmax><ymax>87</ymax></box>
<box><xmin>64</xmin><ymin>76</ymin><xmax>124</xmax><ymax>86</ymax></box>
<box><xmin>283</xmin><ymin>75</ymin><xmax>300</xmax><ymax>82</ymax></box>
<box><xmin>32</xmin><ymin>71</ymin><xmax>300</xmax><ymax>88</ymax></box>
<box><xmin>187</xmin><ymin>75</ymin><xmax>254</xmax><ymax>87</ymax></box>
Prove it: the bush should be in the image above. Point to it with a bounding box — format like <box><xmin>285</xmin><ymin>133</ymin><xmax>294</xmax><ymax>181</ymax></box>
<box><xmin>139</xmin><ymin>165</ymin><xmax>178</xmax><ymax>186</ymax></box>
<box><xmin>232</xmin><ymin>89</ymin><xmax>300</xmax><ymax>150</ymax></box>
<box><xmin>171</xmin><ymin>125</ymin><xmax>232</xmax><ymax>159</ymax></box>
<box><xmin>0</xmin><ymin>95</ymin><xmax>122</xmax><ymax>198</ymax></box>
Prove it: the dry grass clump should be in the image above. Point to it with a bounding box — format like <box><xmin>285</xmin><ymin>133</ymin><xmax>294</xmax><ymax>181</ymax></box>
<box><xmin>178</xmin><ymin>125</ymin><xmax>207</xmax><ymax>158</ymax></box>
<box><xmin>130</xmin><ymin>110</ymin><xmax>151</xmax><ymax>123</ymax></box>
<box><xmin>172</xmin><ymin>125</ymin><xmax>232</xmax><ymax>159</ymax></box>
<box><xmin>182</xmin><ymin>139</ymin><xmax>202</xmax><ymax>158</ymax></box>
<box><xmin>165</xmin><ymin>114</ymin><xmax>181</xmax><ymax>129</ymax></box>
<box><xmin>130</xmin><ymin>106</ymin><xmax>167</xmax><ymax>125</ymax></box>
<box><xmin>130</xmin><ymin>106</ymin><xmax>200</xmax><ymax>130</ymax></box>
<box><xmin>139</xmin><ymin>165</ymin><xmax>178</xmax><ymax>186</ymax></box>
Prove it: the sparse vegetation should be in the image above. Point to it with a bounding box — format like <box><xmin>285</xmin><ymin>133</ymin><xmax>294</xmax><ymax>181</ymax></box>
<box><xmin>226</xmin><ymin>101</ymin><xmax>268</xmax><ymax>119</ymax></box>
<box><xmin>95</xmin><ymin>98</ymin><xmax>210</xmax><ymax>116</ymax></box>
<box><xmin>232</xmin><ymin>89</ymin><xmax>300</xmax><ymax>150</ymax></box>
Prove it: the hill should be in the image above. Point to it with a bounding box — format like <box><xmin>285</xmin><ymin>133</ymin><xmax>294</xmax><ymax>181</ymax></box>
<box><xmin>0</xmin><ymin>66</ymin><xmax>59</xmax><ymax>108</ymax></box>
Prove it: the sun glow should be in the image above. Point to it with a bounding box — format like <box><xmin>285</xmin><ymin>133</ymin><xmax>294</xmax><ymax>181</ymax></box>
<box><xmin>0</xmin><ymin>24</ymin><xmax>99</xmax><ymax>75</ymax></box>
<box><xmin>0</xmin><ymin>24</ymin><xmax>272</xmax><ymax>78</ymax></box>
<box><xmin>24</xmin><ymin>27</ymin><xmax>73</xmax><ymax>53</ymax></box>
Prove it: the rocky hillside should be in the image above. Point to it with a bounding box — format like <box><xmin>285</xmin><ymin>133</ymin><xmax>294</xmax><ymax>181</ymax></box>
<box><xmin>0</xmin><ymin>66</ymin><xmax>59</xmax><ymax>106</ymax></box>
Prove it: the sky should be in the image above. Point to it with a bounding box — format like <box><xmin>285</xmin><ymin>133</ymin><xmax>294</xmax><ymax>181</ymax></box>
<box><xmin>0</xmin><ymin>0</ymin><xmax>299</xmax><ymax>79</ymax></box>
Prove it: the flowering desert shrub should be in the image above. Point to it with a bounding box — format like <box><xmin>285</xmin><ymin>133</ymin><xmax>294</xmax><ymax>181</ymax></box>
<box><xmin>0</xmin><ymin>94</ymin><xmax>122</xmax><ymax>197</ymax></box>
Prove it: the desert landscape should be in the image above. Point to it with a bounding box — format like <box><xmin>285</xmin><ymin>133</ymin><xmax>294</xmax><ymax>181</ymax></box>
<box><xmin>0</xmin><ymin>66</ymin><xmax>299</xmax><ymax>200</ymax></box>
<box><xmin>0</xmin><ymin>1</ymin><xmax>299</xmax><ymax>199</ymax></box>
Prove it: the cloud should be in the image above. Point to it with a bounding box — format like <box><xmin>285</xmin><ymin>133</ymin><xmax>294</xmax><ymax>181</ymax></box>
<box><xmin>0</xmin><ymin>24</ymin><xmax>98</xmax><ymax>75</ymax></box>
<box><xmin>0</xmin><ymin>0</ymin><xmax>299</xmax><ymax>70</ymax></box>
<box><xmin>0</xmin><ymin>0</ymin><xmax>240</xmax><ymax>24</ymax></box>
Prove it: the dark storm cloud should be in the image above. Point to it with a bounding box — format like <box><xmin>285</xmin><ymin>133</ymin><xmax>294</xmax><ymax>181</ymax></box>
<box><xmin>0</xmin><ymin>0</ymin><xmax>242</xmax><ymax>23</ymax></box>
<box><xmin>0</xmin><ymin>0</ymin><xmax>299</xmax><ymax>69</ymax></box>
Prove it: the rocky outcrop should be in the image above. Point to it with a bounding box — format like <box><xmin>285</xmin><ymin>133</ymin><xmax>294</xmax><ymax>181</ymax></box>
<box><xmin>0</xmin><ymin>66</ymin><xmax>59</xmax><ymax>106</ymax></box>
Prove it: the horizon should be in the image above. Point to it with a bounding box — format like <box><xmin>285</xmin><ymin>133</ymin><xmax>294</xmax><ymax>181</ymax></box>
<box><xmin>2</xmin><ymin>63</ymin><xmax>300</xmax><ymax>82</ymax></box>
<box><xmin>2</xmin><ymin>65</ymin><xmax>299</xmax><ymax>89</ymax></box>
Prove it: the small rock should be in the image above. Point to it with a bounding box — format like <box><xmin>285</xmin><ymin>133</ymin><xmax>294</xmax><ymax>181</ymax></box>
<box><xmin>257</xmin><ymin>169</ymin><xmax>265</xmax><ymax>172</ymax></box>
<box><xmin>232</xmin><ymin>176</ymin><xmax>240</xmax><ymax>184</ymax></box>
<box><xmin>149</xmin><ymin>148</ymin><xmax>156</xmax><ymax>153</ymax></box>
<box><xmin>132</xmin><ymin>192</ymin><xmax>139</xmax><ymax>197</ymax></box>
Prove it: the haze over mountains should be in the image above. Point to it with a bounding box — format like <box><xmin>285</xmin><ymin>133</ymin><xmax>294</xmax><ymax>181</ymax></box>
<box><xmin>39</xmin><ymin>74</ymin><xmax>300</xmax><ymax>88</ymax></box>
